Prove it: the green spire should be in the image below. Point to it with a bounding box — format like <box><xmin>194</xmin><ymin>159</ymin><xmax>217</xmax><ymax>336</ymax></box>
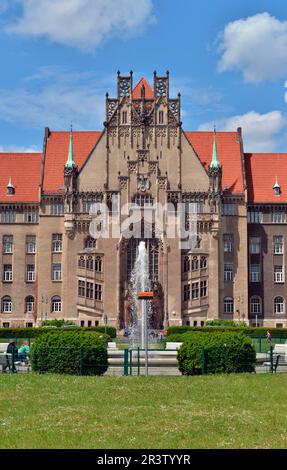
<box><xmin>210</xmin><ymin>126</ymin><xmax>220</xmax><ymax>170</ymax></box>
<box><xmin>65</xmin><ymin>125</ymin><xmax>76</xmax><ymax>168</ymax></box>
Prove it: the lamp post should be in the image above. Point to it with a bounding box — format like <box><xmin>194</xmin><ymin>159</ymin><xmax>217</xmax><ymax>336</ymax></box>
<box><xmin>103</xmin><ymin>314</ymin><xmax>108</xmax><ymax>335</ymax></box>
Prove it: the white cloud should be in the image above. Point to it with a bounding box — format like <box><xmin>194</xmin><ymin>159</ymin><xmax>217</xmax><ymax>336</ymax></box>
<box><xmin>0</xmin><ymin>67</ymin><xmax>113</xmax><ymax>130</ymax></box>
<box><xmin>0</xmin><ymin>144</ymin><xmax>40</xmax><ymax>152</ymax></box>
<box><xmin>4</xmin><ymin>0</ymin><xmax>155</xmax><ymax>51</ymax></box>
<box><xmin>217</xmin><ymin>12</ymin><xmax>287</xmax><ymax>82</ymax></box>
<box><xmin>198</xmin><ymin>111</ymin><xmax>287</xmax><ymax>152</ymax></box>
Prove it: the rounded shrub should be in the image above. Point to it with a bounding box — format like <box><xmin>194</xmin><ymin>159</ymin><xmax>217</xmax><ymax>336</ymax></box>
<box><xmin>177</xmin><ymin>331</ymin><xmax>256</xmax><ymax>375</ymax></box>
<box><xmin>30</xmin><ymin>331</ymin><xmax>108</xmax><ymax>375</ymax></box>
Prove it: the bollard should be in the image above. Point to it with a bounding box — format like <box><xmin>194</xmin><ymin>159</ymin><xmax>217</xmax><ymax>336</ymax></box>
<box><xmin>270</xmin><ymin>345</ymin><xmax>273</xmax><ymax>373</ymax></box>
<box><xmin>137</xmin><ymin>347</ymin><xmax>140</xmax><ymax>376</ymax></box>
<box><xmin>123</xmin><ymin>348</ymin><xmax>129</xmax><ymax>376</ymax></box>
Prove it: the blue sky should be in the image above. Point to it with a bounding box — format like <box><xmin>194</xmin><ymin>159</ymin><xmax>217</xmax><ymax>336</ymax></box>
<box><xmin>1</xmin><ymin>0</ymin><xmax>287</xmax><ymax>153</ymax></box>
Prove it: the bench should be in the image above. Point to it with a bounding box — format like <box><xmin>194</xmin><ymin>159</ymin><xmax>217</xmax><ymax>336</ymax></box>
<box><xmin>0</xmin><ymin>343</ymin><xmax>9</xmax><ymax>353</ymax></box>
<box><xmin>165</xmin><ymin>342</ymin><xmax>182</xmax><ymax>350</ymax></box>
<box><xmin>0</xmin><ymin>353</ymin><xmax>12</xmax><ymax>372</ymax></box>
<box><xmin>263</xmin><ymin>344</ymin><xmax>287</xmax><ymax>372</ymax></box>
<box><xmin>107</xmin><ymin>342</ymin><xmax>117</xmax><ymax>349</ymax></box>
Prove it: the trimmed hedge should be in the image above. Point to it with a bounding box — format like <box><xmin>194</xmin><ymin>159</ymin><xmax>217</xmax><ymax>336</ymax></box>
<box><xmin>177</xmin><ymin>331</ymin><xmax>256</xmax><ymax>375</ymax></box>
<box><xmin>0</xmin><ymin>326</ymin><xmax>116</xmax><ymax>339</ymax></box>
<box><xmin>167</xmin><ymin>326</ymin><xmax>287</xmax><ymax>338</ymax></box>
<box><xmin>30</xmin><ymin>331</ymin><xmax>108</xmax><ymax>375</ymax></box>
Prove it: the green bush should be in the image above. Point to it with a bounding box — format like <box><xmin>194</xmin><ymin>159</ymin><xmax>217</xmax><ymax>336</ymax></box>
<box><xmin>167</xmin><ymin>325</ymin><xmax>287</xmax><ymax>338</ymax></box>
<box><xmin>42</xmin><ymin>319</ymin><xmax>77</xmax><ymax>327</ymax></box>
<box><xmin>30</xmin><ymin>331</ymin><xmax>108</xmax><ymax>375</ymax></box>
<box><xmin>177</xmin><ymin>331</ymin><xmax>256</xmax><ymax>375</ymax></box>
<box><xmin>205</xmin><ymin>319</ymin><xmax>248</xmax><ymax>328</ymax></box>
<box><xmin>0</xmin><ymin>326</ymin><xmax>116</xmax><ymax>339</ymax></box>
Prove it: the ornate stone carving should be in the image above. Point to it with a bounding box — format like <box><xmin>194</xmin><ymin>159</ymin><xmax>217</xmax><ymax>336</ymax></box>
<box><xmin>137</xmin><ymin>175</ymin><xmax>150</xmax><ymax>192</ymax></box>
<box><xmin>119</xmin><ymin>176</ymin><xmax>129</xmax><ymax>190</ymax></box>
<box><xmin>137</xmin><ymin>149</ymin><xmax>149</xmax><ymax>161</ymax></box>
<box><xmin>156</xmin><ymin>127</ymin><xmax>167</xmax><ymax>138</ymax></box>
<box><xmin>119</xmin><ymin>78</ymin><xmax>130</xmax><ymax>97</ymax></box>
<box><xmin>157</xmin><ymin>176</ymin><xmax>167</xmax><ymax>190</ymax></box>
<box><xmin>127</xmin><ymin>161</ymin><xmax>137</xmax><ymax>174</ymax></box>
<box><xmin>167</xmin><ymin>191</ymin><xmax>181</xmax><ymax>204</ymax></box>
<box><xmin>107</xmin><ymin>99</ymin><xmax>118</xmax><ymax>120</ymax></box>
<box><xmin>148</xmin><ymin>161</ymin><xmax>158</xmax><ymax>174</ymax></box>
<box><xmin>169</xmin><ymin>100</ymin><xmax>179</xmax><ymax>119</ymax></box>
<box><xmin>119</xmin><ymin>127</ymin><xmax>130</xmax><ymax>138</ymax></box>
<box><xmin>155</xmin><ymin>78</ymin><xmax>167</xmax><ymax>97</ymax></box>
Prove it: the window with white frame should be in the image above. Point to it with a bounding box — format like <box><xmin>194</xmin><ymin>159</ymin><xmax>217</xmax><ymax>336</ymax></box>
<box><xmin>224</xmin><ymin>263</ymin><xmax>233</xmax><ymax>281</ymax></box>
<box><xmin>3</xmin><ymin>235</ymin><xmax>13</xmax><ymax>253</ymax></box>
<box><xmin>2</xmin><ymin>296</ymin><xmax>12</xmax><ymax>313</ymax></box>
<box><xmin>250</xmin><ymin>265</ymin><xmax>260</xmax><ymax>282</ymax></box>
<box><xmin>274</xmin><ymin>296</ymin><xmax>284</xmax><ymax>314</ymax></box>
<box><xmin>52</xmin><ymin>234</ymin><xmax>62</xmax><ymax>252</ymax></box>
<box><xmin>3</xmin><ymin>264</ymin><xmax>12</xmax><ymax>282</ymax></box>
<box><xmin>222</xmin><ymin>203</ymin><xmax>237</xmax><ymax>215</ymax></box>
<box><xmin>273</xmin><ymin>235</ymin><xmax>283</xmax><ymax>254</ymax></box>
<box><xmin>24</xmin><ymin>209</ymin><xmax>38</xmax><ymax>223</ymax></box>
<box><xmin>249</xmin><ymin>237</ymin><xmax>261</xmax><ymax>254</ymax></box>
<box><xmin>26</xmin><ymin>235</ymin><xmax>36</xmax><ymax>254</ymax></box>
<box><xmin>272</xmin><ymin>210</ymin><xmax>285</xmax><ymax>223</ymax></box>
<box><xmin>86</xmin><ymin>282</ymin><xmax>94</xmax><ymax>299</ymax></box>
<box><xmin>50</xmin><ymin>202</ymin><xmax>64</xmax><ymax>215</ymax></box>
<box><xmin>52</xmin><ymin>263</ymin><xmax>61</xmax><ymax>281</ymax></box>
<box><xmin>224</xmin><ymin>297</ymin><xmax>233</xmax><ymax>313</ymax></box>
<box><xmin>26</xmin><ymin>265</ymin><xmax>35</xmax><ymax>282</ymax></box>
<box><xmin>0</xmin><ymin>210</ymin><xmax>16</xmax><ymax>223</ymax></box>
<box><xmin>51</xmin><ymin>296</ymin><xmax>61</xmax><ymax>312</ymax></box>
<box><xmin>223</xmin><ymin>233</ymin><xmax>233</xmax><ymax>252</ymax></box>
<box><xmin>274</xmin><ymin>265</ymin><xmax>284</xmax><ymax>283</ymax></box>
<box><xmin>132</xmin><ymin>194</ymin><xmax>153</xmax><ymax>207</ymax></box>
<box><xmin>250</xmin><ymin>296</ymin><xmax>261</xmax><ymax>315</ymax></box>
<box><xmin>25</xmin><ymin>296</ymin><xmax>35</xmax><ymax>313</ymax></box>
<box><xmin>247</xmin><ymin>210</ymin><xmax>262</xmax><ymax>223</ymax></box>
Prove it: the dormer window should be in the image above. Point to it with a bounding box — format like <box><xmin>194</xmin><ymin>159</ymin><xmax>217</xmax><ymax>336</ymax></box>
<box><xmin>273</xmin><ymin>177</ymin><xmax>281</xmax><ymax>196</ymax></box>
<box><xmin>7</xmin><ymin>178</ymin><xmax>15</xmax><ymax>196</ymax></box>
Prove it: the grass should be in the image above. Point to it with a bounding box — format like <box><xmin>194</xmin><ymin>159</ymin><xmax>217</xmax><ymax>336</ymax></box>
<box><xmin>0</xmin><ymin>373</ymin><xmax>287</xmax><ymax>449</ymax></box>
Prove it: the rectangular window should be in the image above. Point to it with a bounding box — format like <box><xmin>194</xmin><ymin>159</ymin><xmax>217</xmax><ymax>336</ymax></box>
<box><xmin>50</xmin><ymin>202</ymin><xmax>64</xmax><ymax>215</ymax></box>
<box><xmin>2</xmin><ymin>322</ymin><xmax>10</xmax><ymax>328</ymax></box>
<box><xmin>224</xmin><ymin>263</ymin><xmax>233</xmax><ymax>281</ymax></box>
<box><xmin>183</xmin><ymin>284</ymin><xmax>190</xmax><ymax>301</ymax></box>
<box><xmin>78</xmin><ymin>280</ymin><xmax>85</xmax><ymax>297</ymax></box>
<box><xmin>95</xmin><ymin>284</ymin><xmax>102</xmax><ymax>301</ymax></box>
<box><xmin>191</xmin><ymin>282</ymin><xmax>199</xmax><ymax>300</ymax></box>
<box><xmin>200</xmin><ymin>280</ymin><xmax>207</xmax><ymax>298</ymax></box>
<box><xmin>122</xmin><ymin>111</ymin><xmax>127</xmax><ymax>124</ymax></box>
<box><xmin>3</xmin><ymin>264</ymin><xmax>12</xmax><ymax>282</ymax></box>
<box><xmin>52</xmin><ymin>234</ymin><xmax>62</xmax><ymax>252</ymax></box>
<box><xmin>222</xmin><ymin>203</ymin><xmax>237</xmax><ymax>215</ymax></box>
<box><xmin>158</xmin><ymin>110</ymin><xmax>164</xmax><ymax>124</ymax></box>
<box><xmin>249</xmin><ymin>237</ymin><xmax>261</xmax><ymax>254</ymax></box>
<box><xmin>272</xmin><ymin>211</ymin><xmax>285</xmax><ymax>223</ymax></box>
<box><xmin>26</xmin><ymin>322</ymin><xmax>33</xmax><ymax>328</ymax></box>
<box><xmin>273</xmin><ymin>235</ymin><xmax>283</xmax><ymax>254</ymax></box>
<box><xmin>26</xmin><ymin>264</ymin><xmax>35</xmax><ymax>282</ymax></box>
<box><xmin>223</xmin><ymin>233</ymin><xmax>233</xmax><ymax>252</ymax></box>
<box><xmin>86</xmin><ymin>282</ymin><xmax>94</xmax><ymax>299</ymax></box>
<box><xmin>26</xmin><ymin>235</ymin><xmax>36</xmax><ymax>254</ymax></box>
<box><xmin>248</xmin><ymin>210</ymin><xmax>262</xmax><ymax>223</ymax></box>
<box><xmin>82</xmin><ymin>200</ymin><xmax>95</xmax><ymax>213</ymax></box>
<box><xmin>52</xmin><ymin>263</ymin><xmax>62</xmax><ymax>281</ymax></box>
<box><xmin>0</xmin><ymin>210</ymin><xmax>16</xmax><ymax>223</ymax></box>
<box><xmin>3</xmin><ymin>235</ymin><xmax>13</xmax><ymax>253</ymax></box>
<box><xmin>274</xmin><ymin>265</ymin><xmax>284</xmax><ymax>283</ymax></box>
<box><xmin>24</xmin><ymin>209</ymin><xmax>38</xmax><ymax>223</ymax></box>
<box><xmin>250</xmin><ymin>265</ymin><xmax>260</xmax><ymax>283</ymax></box>
<box><xmin>95</xmin><ymin>256</ymin><xmax>102</xmax><ymax>272</ymax></box>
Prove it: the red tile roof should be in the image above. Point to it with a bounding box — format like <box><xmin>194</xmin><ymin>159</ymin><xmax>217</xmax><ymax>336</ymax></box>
<box><xmin>42</xmin><ymin>131</ymin><xmax>102</xmax><ymax>194</ymax></box>
<box><xmin>185</xmin><ymin>131</ymin><xmax>244</xmax><ymax>194</ymax></box>
<box><xmin>132</xmin><ymin>77</ymin><xmax>154</xmax><ymax>99</ymax></box>
<box><xmin>245</xmin><ymin>153</ymin><xmax>287</xmax><ymax>203</ymax></box>
<box><xmin>0</xmin><ymin>152</ymin><xmax>42</xmax><ymax>203</ymax></box>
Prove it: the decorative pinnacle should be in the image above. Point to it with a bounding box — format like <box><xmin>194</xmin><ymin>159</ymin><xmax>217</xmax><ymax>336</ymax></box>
<box><xmin>273</xmin><ymin>175</ymin><xmax>280</xmax><ymax>189</ymax></box>
<box><xmin>65</xmin><ymin>125</ymin><xmax>76</xmax><ymax>169</ymax></box>
<box><xmin>210</xmin><ymin>126</ymin><xmax>220</xmax><ymax>170</ymax></box>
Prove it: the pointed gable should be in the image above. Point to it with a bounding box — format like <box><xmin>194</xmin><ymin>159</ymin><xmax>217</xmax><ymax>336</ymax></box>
<box><xmin>186</xmin><ymin>131</ymin><xmax>244</xmax><ymax>194</ymax></box>
<box><xmin>132</xmin><ymin>77</ymin><xmax>154</xmax><ymax>99</ymax></box>
<box><xmin>42</xmin><ymin>131</ymin><xmax>102</xmax><ymax>194</ymax></box>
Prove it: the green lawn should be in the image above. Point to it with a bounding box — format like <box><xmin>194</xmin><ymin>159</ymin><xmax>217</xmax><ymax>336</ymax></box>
<box><xmin>0</xmin><ymin>373</ymin><xmax>286</xmax><ymax>449</ymax></box>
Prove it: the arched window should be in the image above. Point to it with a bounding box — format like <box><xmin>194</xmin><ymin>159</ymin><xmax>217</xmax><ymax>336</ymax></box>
<box><xmin>274</xmin><ymin>296</ymin><xmax>284</xmax><ymax>314</ymax></box>
<box><xmin>25</xmin><ymin>296</ymin><xmax>34</xmax><ymax>313</ymax></box>
<box><xmin>250</xmin><ymin>296</ymin><xmax>261</xmax><ymax>315</ymax></box>
<box><xmin>95</xmin><ymin>256</ymin><xmax>103</xmax><ymax>272</ymax></box>
<box><xmin>200</xmin><ymin>256</ymin><xmax>207</xmax><ymax>269</ymax></box>
<box><xmin>183</xmin><ymin>256</ymin><xmax>190</xmax><ymax>273</ymax></box>
<box><xmin>224</xmin><ymin>297</ymin><xmax>233</xmax><ymax>314</ymax></box>
<box><xmin>2</xmin><ymin>296</ymin><xmax>12</xmax><ymax>313</ymax></box>
<box><xmin>191</xmin><ymin>256</ymin><xmax>198</xmax><ymax>271</ymax></box>
<box><xmin>86</xmin><ymin>256</ymin><xmax>94</xmax><ymax>270</ymax></box>
<box><xmin>51</xmin><ymin>296</ymin><xmax>61</xmax><ymax>313</ymax></box>
<box><xmin>78</xmin><ymin>256</ymin><xmax>85</xmax><ymax>268</ymax></box>
<box><xmin>84</xmin><ymin>237</ymin><xmax>96</xmax><ymax>250</ymax></box>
